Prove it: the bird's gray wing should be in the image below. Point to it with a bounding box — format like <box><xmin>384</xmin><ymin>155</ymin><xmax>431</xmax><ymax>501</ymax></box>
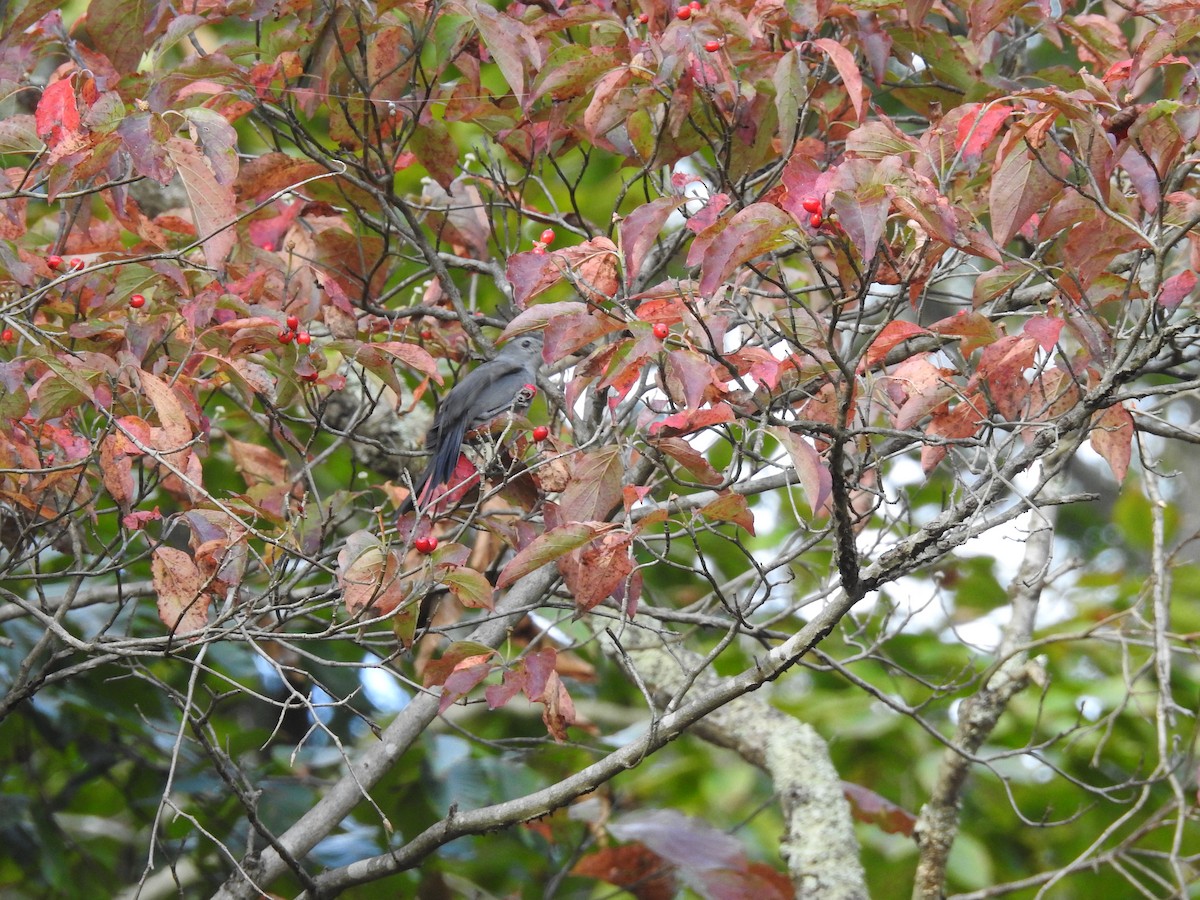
<box><xmin>402</xmin><ymin>338</ymin><xmax>540</xmax><ymax>512</ymax></box>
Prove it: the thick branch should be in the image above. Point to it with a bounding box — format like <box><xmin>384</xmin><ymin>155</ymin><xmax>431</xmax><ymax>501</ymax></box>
<box><xmin>612</xmin><ymin>626</ymin><xmax>868</xmax><ymax>899</ymax></box>
<box><xmin>911</xmin><ymin>509</ymin><xmax>1054</xmax><ymax>900</ymax></box>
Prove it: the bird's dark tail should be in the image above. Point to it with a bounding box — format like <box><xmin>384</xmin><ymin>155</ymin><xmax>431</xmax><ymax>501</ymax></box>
<box><xmin>398</xmin><ymin>419</ymin><xmax>469</xmax><ymax>516</ymax></box>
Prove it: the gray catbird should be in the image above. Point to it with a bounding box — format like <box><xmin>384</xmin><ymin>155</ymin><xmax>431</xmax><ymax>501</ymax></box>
<box><xmin>400</xmin><ymin>332</ymin><xmax>544</xmax><ymax>514</ymax></box>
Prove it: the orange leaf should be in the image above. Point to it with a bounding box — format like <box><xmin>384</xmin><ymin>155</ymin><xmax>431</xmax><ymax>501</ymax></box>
<box><xmin>1090</xmin><ymin>403</ymin><xmax>1134</xmax><ymax>483</ymax></box>
<box><xmin>152</xmin><ymin>546</ymin><xmax>209</xmax><ymax>636</ymax></box>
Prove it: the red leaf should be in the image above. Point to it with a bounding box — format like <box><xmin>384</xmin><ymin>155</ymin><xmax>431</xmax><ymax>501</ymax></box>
<box><xmin>989</xmin><ymin>145</ymin><xmax>1063</xmax><ymax>247</ymax></box>
<box><xmin>370</xmin><ymin>341</ymin><xmax>442</xmax><ymax>381</ymax></box>
<box><xmin>664</xmin><ymin>349</ymin><xmax>721</xmax><ymax>409</ymax></box>
<box><xmin>484</xmin><ymin>666</ymin><xmax>526</xmax><ymax>710</ymax></box>
<box><xmin>1090</xmin><ymin>403</ymin><xmax>1134</xmax><ymax>483</ymax></box>
<box><xmin>422</xmin><ymin>641</ymin><xmax>497</xmax><ymax>687</ymax></box>
<box><xmin>632</xmin><ymin>296</ymin><xmax>688</xmax><ymax>325</ymax></box>
<box><xmin>813</xmin><ymin>38</ymin><xmax>866</xmax><ymax>122</ymax></box>
<box><xmin>438</xmin><ymin>658</ymin><xmax>496</xmax><ymax>714</ymax></box>
<box><xmin>1158</xmin><ymin>269</ymin><xmax>1197</xmax><ymax>310</ymax></box>
<box><xmin>559</xmin><ymin>445</ymin><xmax>625</xmax><ymax>523</ymax></box>
<box><xmin>923</xmin><ymin>394</ymin><xmax>988</xmax><ymax>473</ymax></box>
<box><xmin>686</xmin><ymin>192</ymin><xmax>730</xmax><ymax>234</ymax></box>
<box><xmin>1023</xmin><ymin>315</ymin><xmax>1064</xmax><ymax>351</ymax></box>
<box><xmin>122</xmin><ymin>507</ymin><xmax>163</xmax><ymax>530</ymax></box>
<box><xmin>697</xmin><ymin>203</ymin><xmax>794</xmax><ymax>297</ymax></box>
<box><xmin>699</xmin><ymin>491</ymin><xmax>756</xmax><ymax>535</ymax></box>
<box><xmin>727</xmin><ymin>346</ymin><xmax>782</xmax><ymax>390</ymax></box>
<box><xmin>99</xmin><ymin>434</ymin><xmax>134</xmax><ymax>515</ymax></box>
<box><xmin>830</xmin><ymin>180</ymin><xmax>889</xmax><ymax>265</ymax></box>
<box><xmin>648</xmin><ymin>404</ymin><xmax>735</xmax><ymax>438</ymax></box>
<box><xmin>860</xmin><ymin>320</ymin><xmax>932</xmax><ymax>371</ymax></box>
<box><xmin>954</xmin><ymin>104</ymin><xmax>1016</xmax><ymax>169</ymax></box>
<box><xmin>165</xmin><ymin>137</ymin><xmax>236</xmax><ymax>272</ymax></box>
<box><xmin>650</xmin><ymin>436</ymin><xmax>723</xmax><ymax>486</ymax></box>
<box><xmin>886</xmin><ymin>356</ymin><xmax>957</xmax><ymax>431</ymax></box>
<box><xmin>929</xmin><ymin>310</ymin><xmax>1002</xmax><ymax>355</ymax></box>
<box><xmin>521</xmin><ymin>647</ymin><xmax>557</xmax><ymax>700</ymax></box>
<box><xmin>973</xmin><ymin>335</ymin><xmax>1037</xmax><ymax>420</ymax></box>
<box><xmin>409</xmin><ymin>117</ymin><xmax>459</xmax><ymax>190</ymax></box>
<box><xmin>772</xmin><ymin>427</ymin><xmax>832</xmax><ymax>516</ymax></box>
<box><xmin>507</xmin><ymin>238</ymin><xmax>620</xmax><ymax>307</ymax></box>
<box><xmin>84</xmin><ymin>0</ymin><xmax>152</xmax><ymax>73</ymax></box>
<box><xmin>573</xmin><ymin>844</ymin><xmax>677</xmax><ymax>900</ymax></box>
<box><xmin>543</xmin><ymin>307</ymin><xmax>627</xmax><ymax>363</ymax></box>
<box><xmin>842</xmin><ymin>781</ymin><xmax>917</xmax><ymax>836</ymax></box>
<box><xmin>1119</xmin><ymin>145</ymin><xmax>1161</xmax><ymax>213</ymax></box>
<box><xmin>458</xmin><ymin>0</ymin><xmax>539</xmax><ymax>104</ymax></box>
<box><xmin>35</xmin><ymin>79</ymin><xmax>80</xmax><ymax>147</ymax></box>
<box><xmin>558</xmin><ymin>529</ymin><xmax>634</xmax><ymax>613</ymax></box>
<box><xmin>180</xmin><ymin>108</ymin><xmax>239</xmax><ymax>186</ymax></box>
<box><xmin>538</xmin><ymin>670</ymin><xmax>576</xmax><ymax>741</ymax></box>
<box><xmin>620</xmin><ymin>197</ymin><xmax>685</xmax><ymax>284</ymax></box>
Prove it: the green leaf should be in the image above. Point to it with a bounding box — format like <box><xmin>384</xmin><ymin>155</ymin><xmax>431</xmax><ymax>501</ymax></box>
<box><xmin>438</xmin><ymin>565</ymin><xmax>495</xmax><ymax>610</ymax></box>
<box><xmin>496</xmin><ymin>523</ymin><xmax>600</xmax><ymax>589</ymax></box>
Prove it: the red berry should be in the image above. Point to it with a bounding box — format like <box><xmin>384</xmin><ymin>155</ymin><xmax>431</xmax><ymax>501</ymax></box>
<box><xmin>420</xmin><ymin>329</ymin><xmax>434</xmax><ymax>340</ymax></box>
<box><xmin>676</xmin><ymin>6</ymin><xmax>691</xmax><ymax>18</ymax></box>
<box><xmin>802</xmin><ymin>197</ymin><xmax>822</xmax><ymax>214</ymax></box>
<box><xmin>809</xmin><ymin>212</ymin><xmax>823</xmax><ymax>228</ymax></box>
<box><xmin>414</xmin><ymin>536</ymin><xmax>438</xmax><ymax>554</ymax></box>
<box><xmin>129</xmin><ymin>294</ymin><xmax>145</xmax><ymax>309</ymax></box>
<box><xmin>690</xmin><ymin>0</ymin><xmax>701</xmax><ymax>7</ymax></box>
<box><xmin>278</xmin><ymin>329</ymin><xmax>293</xmax><ymax>344</ymax></box>
<box><xmin>286</xmin><ymin>314</ymin><xmax>300</xmax><ymax>331</ymax></box>
<box><xmin>296</xmin><ymin>331</ymin><xmax>312</xmax><ymax>346</ymax></box>
<box><xmin>69</xmin><ymin>258</ymin><xmax>84</xmax><ymax>270</ymax></box>
<box><xmin>261</xmin><ymin>242</ymin><xmax>273</xmax><ymax>251</ymax></box>
<box><xmin>653</xmin><ymin>322</ymin><xmax>669</xmax><ymax>340</ymax></box>
<box><xmin>704</xmin><ymin>40</ymin><xmax>720</xmax><ymax>52</ymax></box>
<box><xmin>638</xmin><ymin>12</ymin><xmax>649</xmax><ymax>22</ymax></box>
<box><xmin>1</xmin><ymin>329</ymin><xmax>12</xmax><ymax>343</ymax></box>
<box><xmin>300</xmin><ymin>371</ymin><xmax>319</xmax><ymax>383</ymax></box>
<box><xmin>532</xmin><ymin>246</ymin><xmax>546</xmax><ymax>256</ymax></box>
<box><xmin>533</xmin><ymin>425</ymin><xmax>549</xmax><ymax>442</ymax></box>
<box><xmin>46</xmin><ymin>255</ymin><xmax>63</xmax><ymax>270</ymax></box>
<box><xmin>540</xmin><ymin>228</ymin><xmax>556</xmax><ymax>244</ymax></box>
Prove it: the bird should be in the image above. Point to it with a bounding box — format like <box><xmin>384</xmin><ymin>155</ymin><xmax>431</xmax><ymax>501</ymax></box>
<box><xmin>400</xmin><ymin>332</ymin><xmax>544</xmax><ymax>515</ymax></box>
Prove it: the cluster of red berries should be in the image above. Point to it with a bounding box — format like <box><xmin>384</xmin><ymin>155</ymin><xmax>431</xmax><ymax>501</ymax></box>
<box><xmin>414</xmin><ymin>535</ymin><xmax>438</xmax><ymax>554</ymax></box>
<box><xmin>802</xmin><ymin>196</ymin><xmax>824</xmax><ymax>229</ymax></box>
<box><xmin>637</xmin><ymin>1</ymin><xmax>703</xmax><ymax>24</ymax></box>
<box><xmin>279</xmin><ymin>313</ymin><xmax>312</xmax><ymax>346</ymax></box>
<box><xmin>532</xmin><ymin>227</ymin><xmax>556</xmax><ymax>256</ymax></box>
<box><xmin>46</xmin><ymin>255</ymin><xmax>84</xmax><ymax>272</ymax></box>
